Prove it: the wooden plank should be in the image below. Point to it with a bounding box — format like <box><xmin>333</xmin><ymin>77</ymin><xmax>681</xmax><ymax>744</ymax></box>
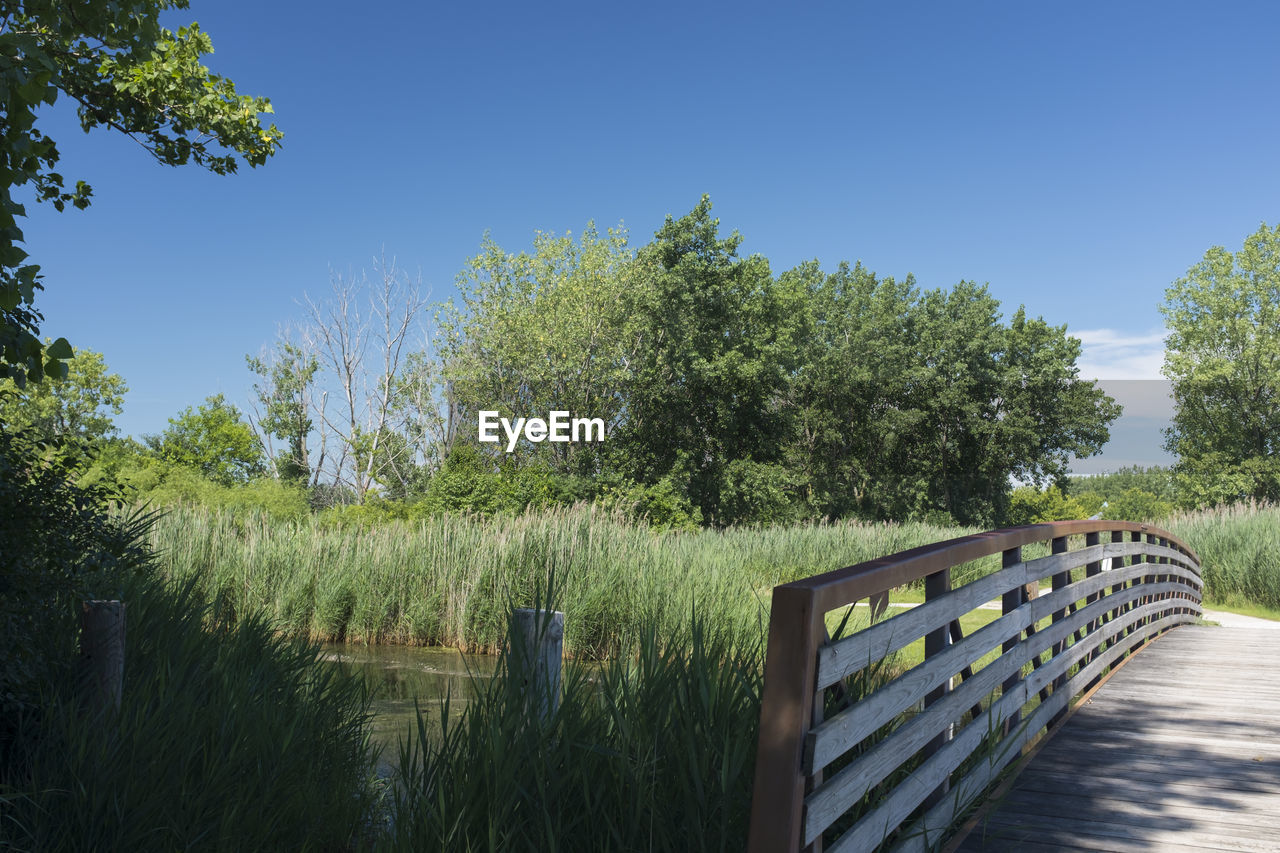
<box><xmin>814</xmin><ymin>541</ymin><xmax>1198</xmax><ymax>689</ymax></box>
<box><xmin>1012</xmin><ymin>769</ymin><xmax>1280</xmax><ymax>816</ymax></box>
<box><xmin>807</xmin><ymin>577</ymin><xmax>1179</xmax><ymax>775</ymax></box>
<box><xmin>966</xmin><ymin>810</ymin><xmax>1280</xmax><ymax>853</ymax></box>
<box><xmin>951</xmin><ymin>624</ymin><xmax>1280</xmax><ymax>853</ymax></box>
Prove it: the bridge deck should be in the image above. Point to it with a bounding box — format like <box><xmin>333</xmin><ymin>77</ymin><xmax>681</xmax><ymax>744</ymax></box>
<box><xmin>953</xmin><ymin>622</ymin><xmax>1280</xmax><ymax>852</ymax></box>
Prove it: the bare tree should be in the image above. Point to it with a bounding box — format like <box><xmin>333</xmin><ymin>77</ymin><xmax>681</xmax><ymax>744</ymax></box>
<box><xmin>303</xmin><ymin>254</ymin><xmax>431</xmax><ymax>503</ymax></box>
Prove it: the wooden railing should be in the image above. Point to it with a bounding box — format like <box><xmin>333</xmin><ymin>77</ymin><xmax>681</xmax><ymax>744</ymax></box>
<box><xmin>747</xmin><ymin>521</ymin><xmax>1202</xmax><ymax>853</ymax></box>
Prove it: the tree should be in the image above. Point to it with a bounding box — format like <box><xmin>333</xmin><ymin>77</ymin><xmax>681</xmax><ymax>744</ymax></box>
<box><xmin>304</xmin><ymin>256</ymin><xmax>428</xmax><ymax>503</ymax></box>
<box><xmin>246</xmin><ymin>332</ymin><xmax>320</xmax><ymax>486</ymax></box>
<box><xmin>440</xmin><ymin>224</ymin><xmax>640</xmax><ymax>477</ymax></box>
<box><xmin>147</xmin><ymin>393</ymin><xmax>264</xmax><ymax>486</ymax></box>
<box><xmin>1</xmin><ymin>1</ymin><xmax>282</xmax><ymax>386</ymax></box>
<box><xmin>0</xmin><ymin>343</ymin><xmax>126</xmax><ymax>441</ymax></box>
<box><xmin>616</xmin><ymin>197</ymin><xmax>805</xmax><ymax>525</ymax></box>
<box><xmin>782</xmin><ymin>260</ymin><xmax>924</xmax><ymax>520</ymax></box>
<box><xmin>905</xmin><ymin>289</ymin><xmax>1119</xmax><ymax>526</ymax></box>
<box><xmin>1160</xmin><ymin>222</ymin><xmax>1280</xmax><ymax>506</ymax></box>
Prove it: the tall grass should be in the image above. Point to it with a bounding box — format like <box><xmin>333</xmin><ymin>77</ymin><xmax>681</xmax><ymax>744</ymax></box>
<box><xmin>148</xmin><ymin>504</ymin><xmax>975</xmax><ymax>656</ymax></box>
<box><xmin>383</xmin><ymin>613</ymin><xmax>762</xmax><ymax>851</ymax></box>
<box><xmin>1165</xmin><ymin>502</ymin><xmax>1280</xmax><ymax>610</ymax></box>
<box><xmin>0</xmin><ymin>570</ymin><xmax>378</xmax><ymax>851</ymax></box>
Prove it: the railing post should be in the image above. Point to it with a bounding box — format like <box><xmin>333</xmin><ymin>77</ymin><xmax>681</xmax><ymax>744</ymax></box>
<box><xmin>78</xmin><ymin>600</ymin><xmax>125</xmax><ymax>716</ymax></box>
<box><xmin>1000</xmin><ymin>546</ymin><xmax>1024</xmax><ymax>739</ymax></box>
<box><xmin>1049</xmin><ymin>536</ymin><xmax>1070</xmax><ymax>723</ymax></box>
<box><xmin>748</xmin><ymin>587</ymin><xmax>823</xmax><ymax>853</ymax></box>
<box><xmin>1107</xmin><ymin>530</ymin><xmax>1126</xmax><ymax>648</ymax></box>
<box><xmin>1084</xmin><ymin>531</ymin><xmax>1103</xmax><ymax>680</ymax></box>
<box><xmin>923</xmin><ymin>566</ymin><xmax>953</xmax><ymax>808</ymax></box>
<box><xmin>1129</xmin><ymin>531</ymin><xmax>1148</xmax><ymax>655</ymax></box>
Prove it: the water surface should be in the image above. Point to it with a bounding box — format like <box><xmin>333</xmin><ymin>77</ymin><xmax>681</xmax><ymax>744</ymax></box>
<box><xmin>320</xmin><ymin>643</ymin><xmax>499</xmax><ymax>774</ymax></box>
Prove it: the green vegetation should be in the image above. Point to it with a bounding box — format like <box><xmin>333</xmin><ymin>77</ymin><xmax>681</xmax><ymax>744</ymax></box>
<box><xmin>144</xmin><ymin>500</ymin><xmax>1280</xmax><ymax>660</ymax></box>
<box><xmin>1165</xmin><ymin>502</ymin><xmax>1280</xmax><ymax>611</ymax></box>
<box><xmin>144</xmin><ymin>393</ymin><xmax>265</xmax><ymax>486</ymax></box>
<box><xmin>0</xmin><ymin>429</ymin><xmax>375</xmax><ymax>850</ymax></box>
<box><xmin>1</xmin><ymin>573</ymin><xmax>377</xmax><ymax>851</ymax></box>
<box><xmin>148</xmin><ymin>503</ymin><xmax>976</xmax><ymax>656</ymax></box>
<box><xmin>1160</xmin><ymin>222</ymin><xmax>1280</xmax><ymax>507</ymax></box>
<box><xmin>388</xmin><ymin>616</ymin><xmax>762</xmax><ymax>851</ymax></box>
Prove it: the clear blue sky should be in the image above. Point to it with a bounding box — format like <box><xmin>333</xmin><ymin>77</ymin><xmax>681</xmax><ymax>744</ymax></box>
<box><xmin>19</xmin><ymin>1</ymin><xmax>1280</xmax><ymax>472</ymax></box>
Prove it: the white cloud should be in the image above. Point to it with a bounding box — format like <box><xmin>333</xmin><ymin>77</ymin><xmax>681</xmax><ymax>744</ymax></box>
<box><xmin>1073</xmin><ymin>328</ymin><xmax>1167</xmax><ymax>380</ymax></box>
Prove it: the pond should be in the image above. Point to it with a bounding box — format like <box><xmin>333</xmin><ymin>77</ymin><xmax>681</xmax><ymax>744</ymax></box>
<box><xmin>319</xmin><ymin>643</ymin><xmax>500</xmax><ymax>775</ymax></box>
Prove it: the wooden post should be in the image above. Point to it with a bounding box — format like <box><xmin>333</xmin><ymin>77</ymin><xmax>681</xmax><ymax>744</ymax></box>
<box><xmin>923</xmin><ymin>567</ymin><xmax>953</xmax><ymax>809</ymax></box>
<box><xmin>1084</xmin><ymin>531</ymin><xmax>1103</xmax><ymax>678</ymax></box>
<box><xmin>1049</xmin><ymin>536</ymin><xmax>1070</xmax><ymax>724</ymax></box>
<box><xmin>509</xmin><ymin>607</ymin><xmax>564</xmax><ymax>721</ymax></box>
<box><xmin>1000</xmin><ymin>546</ymin><xmax>1024</xmax><ymax>740</ymax></box>
<box><xmin>79</xmin><ymin>600</ymin><xmax>125</xmax><ymax>715</ymax></box>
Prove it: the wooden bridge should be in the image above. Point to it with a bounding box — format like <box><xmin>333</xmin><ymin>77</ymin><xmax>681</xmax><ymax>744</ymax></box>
<box><xmin>746</xmin><ymin>520</ymin><xmax>1280</xmax><ymax>852</ymax></box>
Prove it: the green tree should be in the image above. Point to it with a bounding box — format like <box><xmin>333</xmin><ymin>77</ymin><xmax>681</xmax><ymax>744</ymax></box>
<box><xmin>618</xmin><ymin>196</ymin><xmax>804</xmax><ymax>525</ymax></box>
<box><xmin>1</xmin><ymin>1</ymin><xmax>281</xmax><ymax>385</ymax></box>
<box><xmin>1161</xmin><ymin>222</ymin><xmax>1280</xmax><ymax>506</ymax></box>
<box><xmin>246</xmin><ymin>337</ymin><xmax>319</xmax><ymax>486</ymax></box>
<box><xmin>0</xmin><ymin>344</ymin><xmax>126</xmax><ymax>441</ymax></box>
<box><xmin>1068</xmin><ymin>465</ymin><xmax>1176</xmax><ymax>503</ymax></box>
<box><xmin>147</xmin><ymin>393</ymin><xmax>264</xmax><ymax>486</ymax></box>
<box><xmin>904</xmin><ymin>288</ymin><xmax>1119</xmax><ymax>526</ymax></box>
<box><xmin>783</xmin><ymin>260</ymin><xmax>925</xmax><ymax>520</ymax></box>
<box><xmin>441</xmin><ymin>224</ymin><xmax>640</xmax><ymax>477</ymax></box>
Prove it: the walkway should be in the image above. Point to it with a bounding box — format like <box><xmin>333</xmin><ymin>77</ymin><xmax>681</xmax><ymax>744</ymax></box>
<box><xmin>952</xmin><ymin>622</ymin><xmax>1280</xmax><ymax>852</ymax></box>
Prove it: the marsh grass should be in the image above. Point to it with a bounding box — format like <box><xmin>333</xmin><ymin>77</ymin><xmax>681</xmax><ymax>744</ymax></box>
<box><xmin>1165</xmin><ymin>502</ymin><xmax>1280</xmax><ymax>610</ymax></box>
<box><xmin>0</xmin><ymin>571</ymin><xmax>378</xmax><ymax>851</ymax></box>
<box><xmin>384</xmin><ymin>611</ymin><xmax>764</xmax><ymax>851</ymax></box>
<box><xmin>148</xmin><ymin>504</ymin><xmax>976</xmax><ymax>657</ymax></box>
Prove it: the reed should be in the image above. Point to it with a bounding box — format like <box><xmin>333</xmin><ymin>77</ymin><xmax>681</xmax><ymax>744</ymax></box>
<box><xmin>1164</xmin><ymin>501</ymin><xmax>1280</xmax><ymax>610</ymax></box>
<box><xmin>0</xmin><ymin>570</ymin><xmax>378</xmax><ymax>851</ymax></box>
<box><xmin>384</xmin><ymin>612</ymin><xmax>764</xmax><ymax>851</ymax></box>
<box><xmin>147</xmin><ymin>503</ymin><xmax>976</xmax><ymax>657</ymax></box>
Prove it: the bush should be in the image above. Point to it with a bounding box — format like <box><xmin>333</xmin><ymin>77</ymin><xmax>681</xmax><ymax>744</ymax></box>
<box><xmin>1006</xmin><ymin>485</ymin><xmax>1089</xmax><ymax>525</ymax></box>
<box><xmin>1</xmin><ymin>572</ymin><xmax>377</xmax><ymax>850</ymax></box>
<box><xmin>0</xmin><ymin>429</ymin><xmax>152</xmax><ymax>727</ymax></box>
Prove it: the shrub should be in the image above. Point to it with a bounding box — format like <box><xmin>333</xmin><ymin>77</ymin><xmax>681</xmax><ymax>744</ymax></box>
<box><xmin>0</xmin><ymin>429</ymin><xmax>152</xmax><ymax>728</ymax></box>
<box><xmin>1</xmin><ymin>573</ymin><xmax>377</xmax><ymax>850</ymax></box>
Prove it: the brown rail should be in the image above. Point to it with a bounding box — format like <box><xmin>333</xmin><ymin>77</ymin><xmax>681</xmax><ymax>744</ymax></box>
<box><xmin>746</xmin><ymin>520</ymin><xmax>1202</xmax><ymax>853</ymax></box>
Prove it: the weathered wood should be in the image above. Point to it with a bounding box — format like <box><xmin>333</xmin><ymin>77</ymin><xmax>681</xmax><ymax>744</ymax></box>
<box><xmin>954</xmin><ymin>625</ymin><xmax>1280</xmax><ymax>852</ymax></box>
<box><xmin>509</xmin><ymin>607</ymin><xmax>564</xmax><ymax>721</ymax></box>
<box><xmin>814</xmin><ymin>540</ymin><xmax>1196</xmax><ymax>689</ymax></box>
<box><xmin>921</xmin><ymin>567</ymin><xmax>952</xmax><ymax>810</ymax></box>
<box><xmin>807</xmin><ymin>593</ymin><xmax>1184</xmax><ymax>846</ymax></box>
<box><xmin>748</xmin><ymin>521</ymin><xmax>1203</xmax><ymax>852</ymax></box>
<box><xmin>78</xmin><ymin>599</ymin><xmax>125</xmax><ymax>715</ymax></box>
<box><xmin>749</xmin><ymin>586</ymin><xmax>825</xmax><ymax>853</ymax></box>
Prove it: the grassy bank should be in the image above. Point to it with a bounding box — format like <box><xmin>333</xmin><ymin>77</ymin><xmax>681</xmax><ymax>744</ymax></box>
<box><xmin>146</xmin><ymin>502</ymin><xmax>1280</xmax><ymax>656</ymax></box>
<box><xmin>148</xmin><ymin>505</ymin><xmax>976</xmax><ymax>657</ymax></box>
<box><xmin>1</xmin><ymin>570</ymin><xmax>377</xmax><ymax>851</ymax></box>
<box><xmin>1164</xmin><ymin>502</ymin><xmax>1280</xmax><ymax>612</ymax></box>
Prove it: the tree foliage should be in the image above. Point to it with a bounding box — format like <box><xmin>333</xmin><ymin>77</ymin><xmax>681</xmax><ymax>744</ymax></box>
<box><xmin>618</xmin><ymin>198</ymin><xmax>803</xmax><ymax>526</ymax></box>
<box><xmin>147</xmin><ymin>393</ymin><xmax>264</xmax><ymax>486</ymax></box>
<box><xmin>1</xmin><ymin>0</ymin><xmax>281</xmax><ymax>385</ymax></box>
<box><xmin>441</xmin><ymin>224</ymin><xmax>639</xmax><ymax>478</ymax></box>
<box><xmin>240</xmin><ymin>198</ymin><xmax>1118</xmax><ymax>527</ymax></box>
<box><xmin>0</xmin><ymin>343</ymin><xmax>125</xmax><ymax>441</ymax></box>
<box><xmin>246</xmin><ymin>334</ymin><xmax>319</xmax><ymax>486</ymax></box>
<box><xmin>1161</xmin><ymin>222</ymin><xmax>1280</xmax><ymax>506</ymax></box>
